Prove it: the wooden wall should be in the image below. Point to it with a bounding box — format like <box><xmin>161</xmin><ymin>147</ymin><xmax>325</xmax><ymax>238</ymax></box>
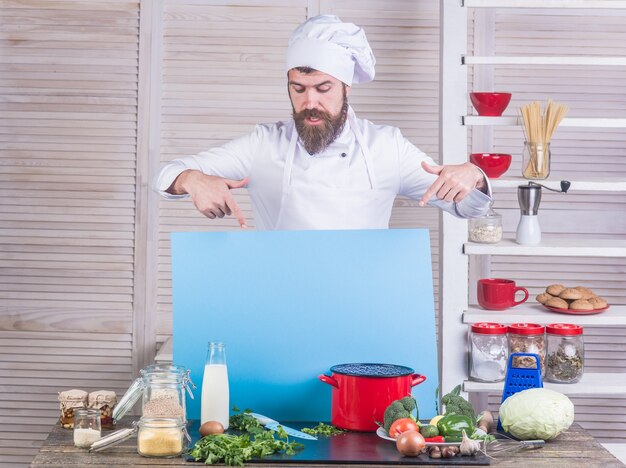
<box><xmin>0</xmin><ymin>1</ymin><xmax>139</xmax><ymax>465</ymax></box>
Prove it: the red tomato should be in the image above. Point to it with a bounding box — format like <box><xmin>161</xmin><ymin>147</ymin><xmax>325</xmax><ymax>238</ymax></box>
<box><xmin>389</xmin><ymin>418</ymin><xmax>419</xmax><ymax>438</ymax></box>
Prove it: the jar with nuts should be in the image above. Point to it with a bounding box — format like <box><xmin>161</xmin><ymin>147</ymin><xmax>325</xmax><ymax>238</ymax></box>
<box><xmin>58</xmin><ymin>389</ymin><xmax>88</xmax><ymax>429</ymax></box>
<box><xmin>508</xmin><ymin>323</ymin><xmax>546</xmax><ymax>377</ymax></box>
<box><xmin>88</xmin><ymin>390</ymin><xmax>117</xmax><ymax>429</ymax></box>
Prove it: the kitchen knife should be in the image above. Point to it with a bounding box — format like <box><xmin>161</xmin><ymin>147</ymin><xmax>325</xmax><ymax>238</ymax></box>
<box><xmin>249</xmin><ymin>413</ymin><xmax>317</xmax><ymax>440</ymax></box>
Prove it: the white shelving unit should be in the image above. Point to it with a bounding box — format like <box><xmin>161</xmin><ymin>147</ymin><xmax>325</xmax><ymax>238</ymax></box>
<box><xmin>463</xmin><ymin>305</ymin><xmax>626</xmax><ymax>327</ymax></box>
<box><xmin>439</xmin><ymin>0</ymin><xmax>626</xmax><ymax>400</ymax></box>
<box><xmin>465</xmin><ymin>238</ymin><xmax>626</xmax><ymax>257</ymax></box>
<box><xmin>464</xmin><ymin>116</ymin><xmax>626</xmax><ymax>128</ymax></box>
<box><xmin>490</xmin><ymin>177</ymin><xmax>626</xmax><ymax>192</ymax></box>
<box><xmin>464</xmin><ymin>56</ymin><xmax>626</xmax><ymax>66</ymax></box>
<box><xmin>465</xmin><ymin>373</ymin><xmax>626</xmax><ymax>395</ymax></box>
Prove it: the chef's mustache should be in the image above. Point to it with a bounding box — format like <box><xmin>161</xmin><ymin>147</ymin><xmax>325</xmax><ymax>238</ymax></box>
<box><xmin>293</xmin><ymin>108</ymin><xmax>333</xmax><ymax>123</ymax></box>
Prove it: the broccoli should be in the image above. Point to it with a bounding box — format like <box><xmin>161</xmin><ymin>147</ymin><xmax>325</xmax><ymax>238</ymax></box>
<box><xmin>441</xmin><ymin>384</ymin><xmax>476</xmax><ymax>420</ymax></box>
<box><xmin>383</xmin><ymin>396</ymin><xmax>417</xmax><ymax>432</ymax></box>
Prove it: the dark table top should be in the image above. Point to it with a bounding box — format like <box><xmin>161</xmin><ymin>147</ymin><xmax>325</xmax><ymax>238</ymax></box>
<box><xmin>30</xmin><ymin>420</ymin><xmax>624</xmax><ymax>468</ymax></box>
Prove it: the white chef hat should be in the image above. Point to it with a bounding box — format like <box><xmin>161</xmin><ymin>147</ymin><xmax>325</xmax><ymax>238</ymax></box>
<box><xmin>285</xmin><ymin>15</ymin><xmax>376</xmax><ymax>86</ymax></box>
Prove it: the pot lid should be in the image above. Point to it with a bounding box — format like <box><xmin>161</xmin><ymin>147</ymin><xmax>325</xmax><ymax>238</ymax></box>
<box><xmin>330</xmin><ymin>363</ymin><xmax>414</xmax><ymax>377</ymax></box>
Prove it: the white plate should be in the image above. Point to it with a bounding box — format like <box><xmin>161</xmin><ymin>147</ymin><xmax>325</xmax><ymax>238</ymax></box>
<box><xmin>376</xmin><ymin>427</ymin><xmax>461</xmax><ymax>446</ymax></box>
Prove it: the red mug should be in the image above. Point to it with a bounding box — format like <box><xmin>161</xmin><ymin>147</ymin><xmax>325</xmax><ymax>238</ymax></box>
<box><xmin>477</xmin><ymin>278</ymin><xmax>529</xmax><ymax>310</ymax></box>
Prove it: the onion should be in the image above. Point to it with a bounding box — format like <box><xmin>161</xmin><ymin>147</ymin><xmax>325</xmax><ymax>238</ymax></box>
<box><xmin>395</xmin><ymin>430</ymin><xmax>426</xmax><ymax>457</ymax></box>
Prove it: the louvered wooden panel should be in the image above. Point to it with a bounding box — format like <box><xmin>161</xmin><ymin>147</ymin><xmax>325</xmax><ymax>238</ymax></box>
<box><xmin>469</xmin><ymin>8</ymin><xmax>626</xmax><ymax>443</ymax></box>
<box><xmin>0</xmin><ymin>330</ymin><xmax>133</xmax><ymax>465</ymax></box>
<box><xmin>324</xmin><ymin>0</ymin><xmax>443</xmax><ymax>315</ymax></box>
<box><xmin>156</xmin><ymin>0</ymin><xmax>444</xmax><ymax>337</ymax></box>
<box><xmin>156</xmin><ymin>0</ymin><xmax>308</xmax><ymax>336</ymax></box>
<box><xmin>0</xmin><ymin>1</ymin><xmax>139</xmax><ymax>465</ymax></box>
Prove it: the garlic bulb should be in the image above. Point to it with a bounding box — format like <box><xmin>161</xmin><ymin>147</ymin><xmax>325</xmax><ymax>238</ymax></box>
<box><xmin>460</xmin><ymin>430</ymin><xmax>482</xmax><ymax>456</ymax></box>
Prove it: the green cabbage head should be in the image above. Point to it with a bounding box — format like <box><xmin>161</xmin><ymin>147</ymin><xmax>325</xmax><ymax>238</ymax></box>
<box><xmin>499</xmin><ymin>388</ymin><xmax>574</xmax><ymax>440</ymax></box>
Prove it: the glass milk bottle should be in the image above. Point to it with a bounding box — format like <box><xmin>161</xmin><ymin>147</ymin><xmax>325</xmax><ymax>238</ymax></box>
<box><xmin>201</xmin><ymin>341</ymin><xmax>230</xmax><ymax>429</ymax></box>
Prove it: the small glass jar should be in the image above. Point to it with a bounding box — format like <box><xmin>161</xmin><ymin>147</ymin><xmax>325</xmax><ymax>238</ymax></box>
<box><xmin>468</xmin><ymin>208</ymin><xmax>502</xmax><ymax>244</ymax></box>
<box><xmin>508</xmin><ymin>323</ymin><xmax>546</xmax><ymax>377</ymax></box>
<box><xmin>137</xmin><ymin>417</ymin><xmax>186</xmax><ymax>458</ymax></box>
<box><xmin>469</xmin><ymin>322</ymin><xmax>508</xmax><ymax>382</ymax></box>
<box><xmin>546</xmin><ymin>323</ymin><xmax>584</xmax><ymax>383</ymax></box>
<box><xmin>522</xmin><ymin>141</ymin><xmax>551</xmax><ymax>180</ymax></box>
<box><xmin>73</xmin><ymin>408</ymin><xmax>101</xmax><ymax>448</ymax></box>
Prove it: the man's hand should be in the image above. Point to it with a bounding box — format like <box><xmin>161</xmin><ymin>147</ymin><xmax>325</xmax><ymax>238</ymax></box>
<box><xmin>418</xmin><ymin>161</ymin><xmax>485</xmax><ymax>207</ymax></box>
<box><xmin>171</xmin><ymin>170</ymin><xmax>249</xmax><ymax>228</ymax></box>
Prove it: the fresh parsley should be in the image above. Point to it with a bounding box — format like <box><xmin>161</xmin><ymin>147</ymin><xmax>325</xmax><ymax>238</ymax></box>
<box><xmin>189</xmin><ymin>430</ymin><xmax>303</xmax><ymax>466</ymax></box>
<box><xmin>228</xmin><ymin>407</ymin><xmax>263</xmax><ymax>434</ymax></box>
<box><xmin>189</xmin><ymin>408</ymin><xmax>304</xmax><ymax>466</ymax></box>
<box><xmin>301</xmin><ymin>422</ymin><xmax>344</xmax><ymax>436</ymax></box>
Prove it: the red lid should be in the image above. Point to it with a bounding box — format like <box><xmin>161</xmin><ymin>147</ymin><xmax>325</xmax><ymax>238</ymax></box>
<box><xmin>508</xmin><ymin>323</ymin><xmax>545</xmax><ymax>335</ymax></box>
<box><xmin>471</xmin><ymin>322</ymin><xmax>507</xmax><ymax>334</ymax></box>
<box><xmin>546</xmin><ymin>323</ymin><xmax>583</xmax><ymax>335</ymax></box>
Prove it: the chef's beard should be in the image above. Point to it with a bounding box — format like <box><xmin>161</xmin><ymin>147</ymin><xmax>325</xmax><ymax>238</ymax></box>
<box><xmin>293</xmin><ymin>92</ymin><xmax>348</xmax><ymax>155</ymax></box>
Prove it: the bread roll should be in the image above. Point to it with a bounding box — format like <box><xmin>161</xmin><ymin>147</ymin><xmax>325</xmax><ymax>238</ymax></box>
<box><xmin>573</xmin><ymin>286</ymin><xmax>595</xmax><ymax>300</ymax></box>
<box><xmin>588</xmin><ymin>297</ymin><xmax>608</xmax><ymax>309</ymax></box>
<box><xmin>559</xmin><ymin>288</ymin><xmax>583</xmax><ymax>300</ymax></box>
<box><xmin>536</xmin><ymin>293</ymin><xmax>553</xmax><ymax>304</ymax></box>
<box><xmin>546</xmin><ymin>284</ymin><xmax>566</xmax><ymax>296</ymax></box>
<box><xmin>545</xmin><ymin>297</ymin><xmax>569</xmax><ymax>309</ymax></box>
<box><xmin>569</xmin><ymin>299</ymin><xmax>594</xmax><ymax>311</ymax></box>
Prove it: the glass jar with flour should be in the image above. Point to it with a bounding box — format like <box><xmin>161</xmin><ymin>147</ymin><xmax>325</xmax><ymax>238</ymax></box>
<box><xmin>469</xmin><ymin>322</ymin><xmax>508</xmax><ymax>382</ymax></box>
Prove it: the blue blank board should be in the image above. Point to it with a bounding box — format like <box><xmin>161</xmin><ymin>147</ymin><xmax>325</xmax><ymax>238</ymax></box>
<box><xmin>172</xmin><ymin>229</ymin><xmax>438</xmax><ymax>423</ymax></box>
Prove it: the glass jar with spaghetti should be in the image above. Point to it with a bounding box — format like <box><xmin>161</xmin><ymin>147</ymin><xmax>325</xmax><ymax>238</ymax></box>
<box><xmin>522</xmin><ymin>141</ymin><xmax>551</xmax><ymax>180</ymax></box>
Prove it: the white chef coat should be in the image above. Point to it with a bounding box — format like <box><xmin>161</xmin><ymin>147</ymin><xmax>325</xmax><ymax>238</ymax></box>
<box><xmin>154</xmin><ymin>107</ymin><xmax>492</xmax><ymax>230</ymax></box>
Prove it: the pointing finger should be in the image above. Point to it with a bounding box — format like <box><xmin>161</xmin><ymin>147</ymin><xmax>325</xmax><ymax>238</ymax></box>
<box><xmin>225</xmin><ymin>194</ymin><xmax>248</xmax><ymax>229</ymax></box>
<box><xmin>420</xmin><ymin>178</ymin><xmax>444</xmax><ymax>207</ymax></box>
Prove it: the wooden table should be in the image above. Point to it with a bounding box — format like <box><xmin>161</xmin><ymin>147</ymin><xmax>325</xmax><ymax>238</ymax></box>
<box><xmin>31</xmin><ymin>421</ymin><xmax>624</xmax><ymax>468</ymax></box>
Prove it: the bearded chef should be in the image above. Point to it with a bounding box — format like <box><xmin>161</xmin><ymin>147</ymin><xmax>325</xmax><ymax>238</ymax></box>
<box><xmin>154</xmin><ymin>15</ymin><xmax>492</xmax><ymax>230</ymax></box>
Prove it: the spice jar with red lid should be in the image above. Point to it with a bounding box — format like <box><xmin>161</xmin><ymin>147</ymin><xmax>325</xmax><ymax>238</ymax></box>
<box><xmin>508</xmin><ymin>323</ymin><xmax>546</xmax><ymax>376</ymax></box>
<box><xmin>546</xmin><ymin>323</ymin><xmax>584</xmax><ymax>383</ymax></box>
<box><xmin>469</xmin><ymin>322</ymin><xmax>508</xmax><ymax>382</ymax></box>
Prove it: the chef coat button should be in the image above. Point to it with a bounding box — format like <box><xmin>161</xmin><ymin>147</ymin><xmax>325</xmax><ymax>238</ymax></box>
<box><xmin>341</xmin><ymin>152</ymin><xmax>347</xmax><ymax>158</ymax></box>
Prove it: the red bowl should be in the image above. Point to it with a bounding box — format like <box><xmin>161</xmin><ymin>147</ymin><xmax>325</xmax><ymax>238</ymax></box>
<box><xmin>470</xmin><ymin>92</ymin><xmax>512</xmax><ymax>116</ymax></box>
<box><xmin>470</xmin><ymin>153</ymin><xmax>512</xmax><ymax>178</ymax></box>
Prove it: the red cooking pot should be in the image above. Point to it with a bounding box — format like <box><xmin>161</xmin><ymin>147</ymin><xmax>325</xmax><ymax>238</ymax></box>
<box><xmin>318</xmin><ymin>363</ymin><xmax>426</xmax><ymax>432</ymax></box>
